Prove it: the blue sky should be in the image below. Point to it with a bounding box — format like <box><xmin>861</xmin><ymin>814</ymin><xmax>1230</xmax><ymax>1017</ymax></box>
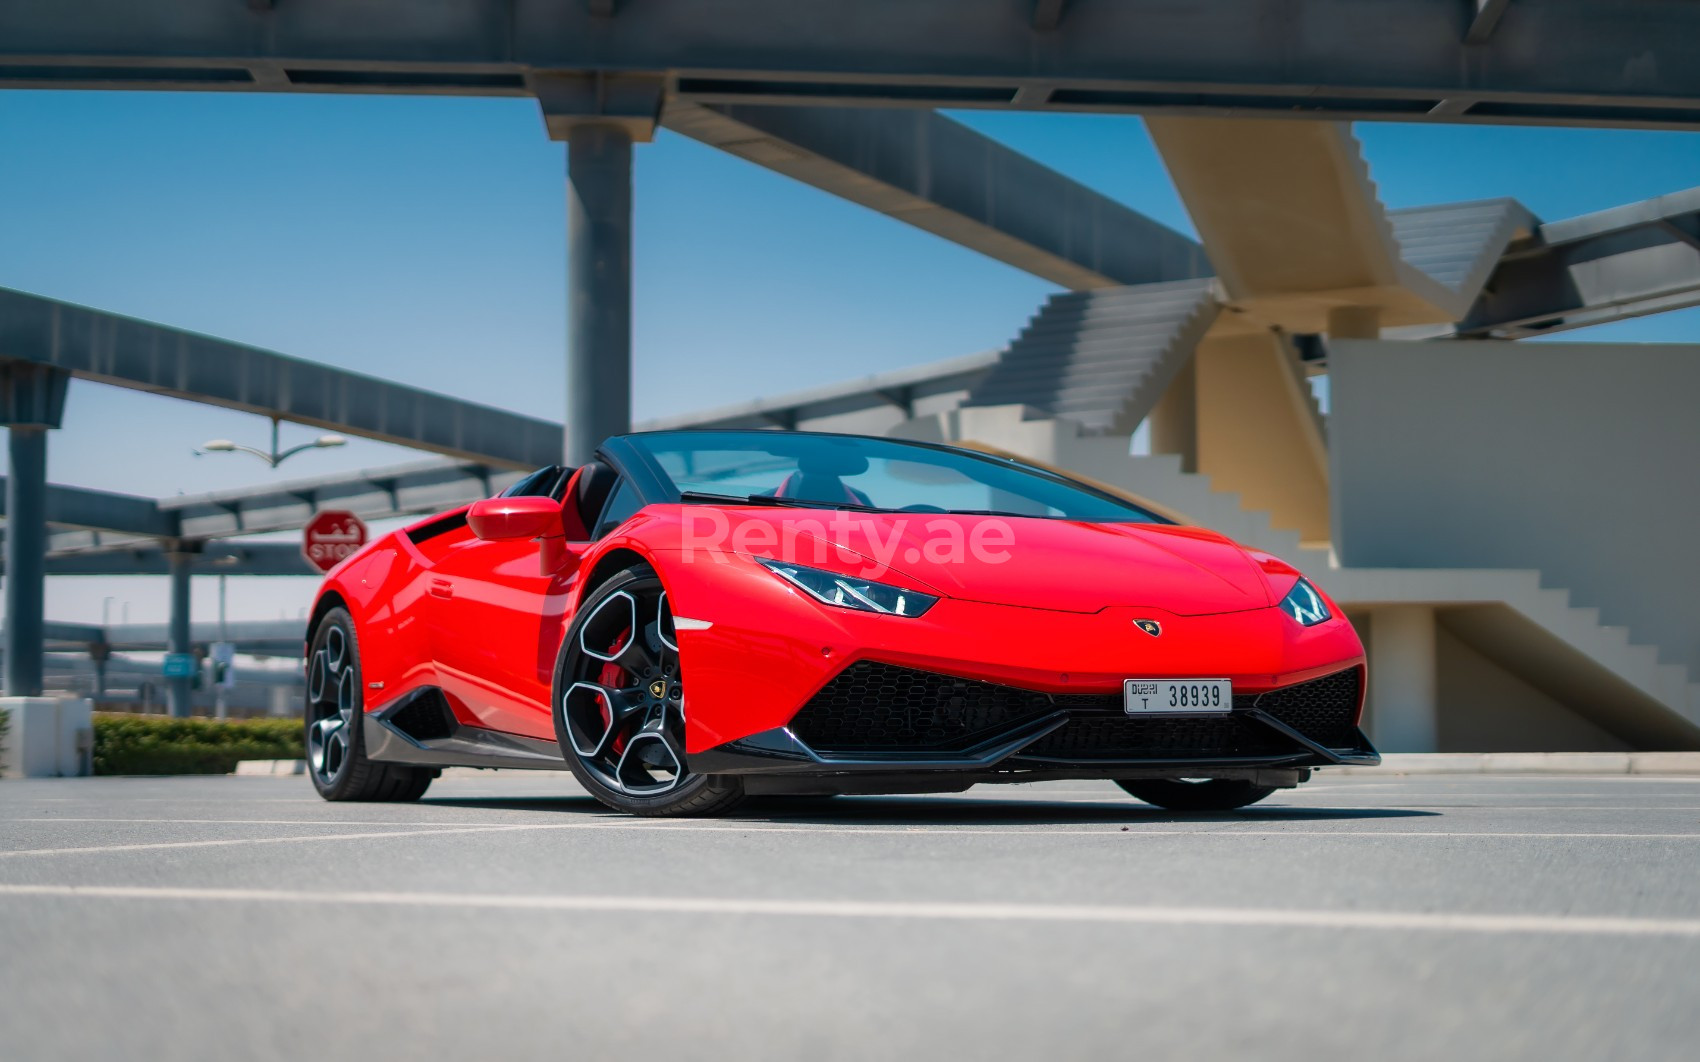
<box><xmin>1</xmin><ymin>90</ymin><xmax>1697</xmax><ymax>625</ymax></box>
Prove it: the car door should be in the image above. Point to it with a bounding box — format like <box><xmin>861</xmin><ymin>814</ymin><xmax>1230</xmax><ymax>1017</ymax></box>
<box><xmin>424</xmin><ymin>529</ymin><xmax>578</xmax><ymax>740</ymax></box>
<box><xmin>421</xmin><ymin>468</ymin><xmax>576</xmax><ymax>739</ymax></box>
<box><xmin>425</xmin><ymin>465</ymin><xmax>635</xmax><ymax>740</ymax></box>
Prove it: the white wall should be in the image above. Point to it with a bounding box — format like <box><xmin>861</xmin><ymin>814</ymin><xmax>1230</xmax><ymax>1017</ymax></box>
<box><xmin>1331</xmin><ymin>340</ymin><xmax>1700</xmax><ymax>680</ymax></box>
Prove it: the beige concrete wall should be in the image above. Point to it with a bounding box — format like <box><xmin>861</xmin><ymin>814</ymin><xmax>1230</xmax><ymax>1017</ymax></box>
<box><xmin>1435</xmin><ymin>622</ymin><xmax>1632</xmax><ymax>753</ymax></box>
<box><xmin>1352</xmin><ymin>610</ymin><xmax>1636</xmax><ymax>752</ymax></box>
<box><xmin>1193</xmin><ymin>331</ymin><xmax>1330</xmax><ymax>542</ymax></box>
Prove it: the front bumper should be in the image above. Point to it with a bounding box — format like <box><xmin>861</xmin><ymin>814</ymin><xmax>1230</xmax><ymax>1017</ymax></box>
<box><xmin>688</xmin><ymin>663</ymin><xmax>1380</xmax><ymax>780</ymax></box>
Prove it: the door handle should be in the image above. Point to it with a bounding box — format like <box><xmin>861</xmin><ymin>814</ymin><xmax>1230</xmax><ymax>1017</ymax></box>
<box><xmin>428</xmin><ymin>578</ymin><xmax>453</xmax><ymax>600</ymax></box>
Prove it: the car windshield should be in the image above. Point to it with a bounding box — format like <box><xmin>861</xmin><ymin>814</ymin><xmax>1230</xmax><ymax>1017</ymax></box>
<box><xmin>625</xmin><ymin>431</ymin><xmax>1166</xmax><ymax>522</ymax></box>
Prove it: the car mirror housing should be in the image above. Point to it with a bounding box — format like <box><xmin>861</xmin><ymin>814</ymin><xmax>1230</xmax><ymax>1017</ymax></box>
<box><xmin>467</xmin><ymin>497</ymin><xmax>565</xmax><ymax>542</ymax></box>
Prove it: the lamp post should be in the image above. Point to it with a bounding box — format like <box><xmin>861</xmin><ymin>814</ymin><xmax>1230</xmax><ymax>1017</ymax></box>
<box><xmin>194</xmin><ymin>419</ymin><xmax>346</xmax><ymax>469</ymax></box>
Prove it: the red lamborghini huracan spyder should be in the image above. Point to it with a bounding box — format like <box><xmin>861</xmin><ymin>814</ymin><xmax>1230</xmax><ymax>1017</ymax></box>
<box><xmin>305</xmin><ymin>430</ymin><xmax>1376</xmax><ymax>815</ymax></box>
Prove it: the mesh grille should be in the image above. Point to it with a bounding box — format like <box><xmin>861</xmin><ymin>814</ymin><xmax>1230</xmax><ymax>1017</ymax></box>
<box><xmin>1253</xmin><ymin>668</ymin><xmax>1362</xmax><ymax>748</ymax></box>
<box><xmin>788</xmin><ymin>661</ymin><xmax>1056</xmax><ymax>752</ymax></box>
<box><xmin>788</xmin><ymin>663</ymin><xmax>1362</xmax><ymax>757</ymax></box>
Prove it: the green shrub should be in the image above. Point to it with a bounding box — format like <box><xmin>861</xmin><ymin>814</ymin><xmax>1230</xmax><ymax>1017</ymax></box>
<box><xmin>93</xmin><ymin>714</ymin><xmax>303</xmax><ymax>776</ymax></box>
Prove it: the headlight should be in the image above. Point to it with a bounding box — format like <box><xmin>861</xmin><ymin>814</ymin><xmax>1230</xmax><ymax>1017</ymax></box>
<box><xmin>759</xmin><ymin>559</ymin><xmax>938</xmax><ymax>618</ymax></box>
<box><xmin>1279</xmin><ymin>578</ymin><xmax>1331</xmax><ymax>626</ymax></box>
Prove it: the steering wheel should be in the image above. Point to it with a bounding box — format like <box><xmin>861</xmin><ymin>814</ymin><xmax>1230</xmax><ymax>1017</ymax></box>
<box><xmin>898</xmin><ymin>504</ymin><xmax>948</xmax><ymax>513</ymax></box>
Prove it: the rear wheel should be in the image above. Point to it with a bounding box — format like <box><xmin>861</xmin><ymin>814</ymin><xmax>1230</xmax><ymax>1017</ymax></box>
<box><xmin>554</xmin><ymin>564</ymin><xmax>745</xmax><ymax>817</ymax></box>
<box><xmin>306</xmin><ymin>608</ymin><xmax>435</xmax><ymax>802</ymax></box>
<box><xmin>1118</xmin><ymin>778</ymin><xmax>1276</xmax><ymax>811</ymax></box>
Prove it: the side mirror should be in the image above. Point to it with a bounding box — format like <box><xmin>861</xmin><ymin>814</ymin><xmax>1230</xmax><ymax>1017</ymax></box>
<box><xmin>467</xmin><ymin>497</ymin><xmax>565</xmax><ymax>542</ymax></box>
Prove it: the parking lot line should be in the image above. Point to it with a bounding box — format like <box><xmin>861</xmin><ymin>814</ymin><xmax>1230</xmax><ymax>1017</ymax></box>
<box><xmin>0</xmin><ymin>823</ymin><xmax>614</xmax><ymax>858</ymax></box>
<box><xmin>5</xmin><ymin>822</ymin><xmax>1700</xmax><ymax>855</ymax></box>
<box><xmin>3</xmin><ymin>882</ymin><xmax>1698</xmax><ymax>939</ymax></box>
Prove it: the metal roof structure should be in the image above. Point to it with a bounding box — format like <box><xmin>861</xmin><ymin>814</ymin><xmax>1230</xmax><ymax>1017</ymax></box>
<box><xmin>1458</xmin><ymin>188</ymin><xmax>1700</xmax><ymax>338</ymax></box>
<box><xmin>7</xmin><ymin>1</ymin><xmax>1700</xmax><ymax>129</ymax></box>
<box><xmin>0</xmin><ymin>288</ymin><xmax>561</xmax><ymax>469</ymax></box>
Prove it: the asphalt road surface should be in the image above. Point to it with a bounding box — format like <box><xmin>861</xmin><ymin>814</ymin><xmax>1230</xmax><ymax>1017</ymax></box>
<box><xmin>4</xmin><ymin>771</ymin><xmax>1699</xmax><ymax>1061</ymax></box>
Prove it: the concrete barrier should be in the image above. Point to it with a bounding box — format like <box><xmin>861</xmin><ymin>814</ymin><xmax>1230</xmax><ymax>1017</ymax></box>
<box><xmin>233</xmin><ymin>759</ymin><xmax>306</xmax><ymax>776</ymax></box>
<box><xmin>0</xmin><ymin>697</ymin><xmax>92</xmax><ymax>778</ymax></box>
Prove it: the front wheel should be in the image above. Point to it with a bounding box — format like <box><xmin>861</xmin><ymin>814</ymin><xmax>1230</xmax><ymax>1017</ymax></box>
<box><xmin>1118</xmin><ymin>778</ymin><xmax>1276</xmax><ymax>811</ymax></box>
<box><xmin>554</xmin><ymin>564</ymin><xmax>745</xmax><ymax>817</ymax></box>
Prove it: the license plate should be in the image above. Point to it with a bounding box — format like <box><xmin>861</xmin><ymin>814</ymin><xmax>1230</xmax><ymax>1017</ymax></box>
<box><xmin>1123</xmin><ymin>679</ymin><xmax>1232</xmax><ymax>715</ymax></box>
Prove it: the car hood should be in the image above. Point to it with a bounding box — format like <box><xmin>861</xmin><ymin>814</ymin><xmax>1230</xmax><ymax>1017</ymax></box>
<box><xmin>733</xmin><ymin>510</ymin><xmax>1275</xmax><ymax>616</ymax></box>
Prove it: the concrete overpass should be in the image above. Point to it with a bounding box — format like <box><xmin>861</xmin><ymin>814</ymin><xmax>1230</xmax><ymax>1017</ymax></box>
<box><xmin>8</xmin><ymin>1</ymin><xmax>1700</xmax><ymax>130</ymax></box>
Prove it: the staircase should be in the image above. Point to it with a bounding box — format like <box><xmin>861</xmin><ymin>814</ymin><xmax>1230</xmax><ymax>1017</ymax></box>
<box><xmin>963</xmin><ymin>278</ymin><xmax>1218</xmax><ymax>435</ymax></box>
<box><xmin>1387</xmin><ymin>197</ymin><xmax>1536</xmax><ymax>317</ymax></box>
<box><xmin>893</xmin><ymin>404</ymin><xmax>1700</xmax><ymax>746</ymax></box>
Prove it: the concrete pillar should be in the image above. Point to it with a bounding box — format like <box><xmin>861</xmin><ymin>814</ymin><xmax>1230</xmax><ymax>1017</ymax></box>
<box><xmin>0</xmin><ymin>362</ymin><xmax>68</xmax><ymax>698</ymax></box>
<box><xmin>89</xmin><ymin>642</ymin><xmax>110</xmax><ymax>703</ymax></box>
<box><xmin>1368</xmin><ymin>604</ymin><xmax>1439</xmax><ymax>752</ymax></box>
<box><xmin>4</xmin><ymin>426</ymin><xmax>48</xmax><ymax>697</ymax></box>
<box><xmin>167</xmin><ymin>548</ymin><xmax>194</xmax><ymax>718</ymax></box>
<box><xmin>1148</xmin><ymin>353</ymin><xmax>1198</xmax><ymax>473</ymax></box>
<box><xmin>566</xmin><ymin>123</ymin><xmax>635</xmax><ymax>466</ymax></box>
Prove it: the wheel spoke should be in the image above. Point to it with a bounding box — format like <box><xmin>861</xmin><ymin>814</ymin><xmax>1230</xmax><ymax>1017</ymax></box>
<box><xmin>563</xmin><ymin>682</ymin><xmax>650</xmax><ymax>758</ymax></box>
<box><xmin>307</xmin><ymin>650</ymin><xmax>329</xmax><ymax>705</ymax></box>
<box><xmin>614</xmin><ymin>727</ymin><xmax>684</xmax><ymax>794</ymax></box>
<box><xmin>656</xmin><ymin>591</ymin><xmax>679</xmax><ymax>652</ymax></box>
<box><xmin>308</xmin><ymin>715</ymin><xmax>344</xmax><ymax>776</ymax></box>
<box><xmin>324</xmin><ymin>625</ymin><xmax>346</xmax><ymax>674</ymax></box>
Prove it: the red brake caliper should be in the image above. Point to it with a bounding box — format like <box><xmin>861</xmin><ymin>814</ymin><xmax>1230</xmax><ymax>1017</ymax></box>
<box><xmin>597</xmin><ymin>627</ymin><xmax>632</xmax><ymax>754</ymax></box>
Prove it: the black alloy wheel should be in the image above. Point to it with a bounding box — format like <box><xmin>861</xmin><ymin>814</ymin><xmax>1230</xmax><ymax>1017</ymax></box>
<box><xmin>306</xmin><ymin>607</ymin><xmax>434</xmax><ymax>802</ymax></box>
<box><xmin>555</xmin><ymin>564</ymin><xmax>745</xmax><ymax>817</ymax></box>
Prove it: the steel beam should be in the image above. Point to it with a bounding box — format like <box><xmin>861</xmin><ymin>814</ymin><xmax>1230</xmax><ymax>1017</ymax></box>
<box><xmin>5</xmin><ymin>1</ymin><xmax>1700</xmax><ymax>128</ymax></box>
<box><xmin>0</xmin><ymin>541</ymin><xmax>312</xmax><ymax>576</ymax></box>
<box><xmin>0</xmin><ymin>478</ymin><xmax>176</xmax><ymax>537</ymax></box>
<box><xmin>1458</xmin><ymin>188</ymin><xmax>1700</xmax><ymax>337</ymax></box>
<box><xmin>4</xmin><ymin>428</ymin><xmax>49</xmax><ymax>697</ymax></box>
<box><xmin>166</xmin><ymin>547</ymin><xmax>194</xmax><ymax>717</ymax></box>
<box><xmin>34</xmin><ymin>619</ymin><xmax>307</xmax><ymax>657</ymax></box>
<box><xmin>156</xmin><ymin>459</ymin><xmax>523</xmax><ymax>541</ymax></box>
<box><xmin>0</xmin><ymin>288</ymin><xmax>561</xmax><ymax>469</ymax></box>
<box><xmin>565</xmin><ymin>124</ymin><xmax>635</xmax><ymax>466</ymax></box>
<box><xmin>0</xmin><ymin>363</ymin><xmax>68</xmax><ymax>698</ymax></box>
<box><xmin>664</xmin><ymin>102</ymin><xmax>1208</xmax><ymax>290</ymax></box>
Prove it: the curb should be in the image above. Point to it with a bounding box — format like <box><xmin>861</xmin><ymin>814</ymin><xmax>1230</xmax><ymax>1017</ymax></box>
<box><xmin>1330</xmin><ymin>752</ymin><xmax>1700</xmax><ymax>776</ymax></box>
<box><xmin>233</xmin><ymin>759</ymin><xmax>306</xmax><ymax>776</ymax></box>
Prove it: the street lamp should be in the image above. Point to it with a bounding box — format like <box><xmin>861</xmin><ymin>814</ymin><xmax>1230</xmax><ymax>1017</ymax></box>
<box><xmin>195</xmin><ymin>419</ymin><xmax>346</xmax><ymax>469</ymax></box>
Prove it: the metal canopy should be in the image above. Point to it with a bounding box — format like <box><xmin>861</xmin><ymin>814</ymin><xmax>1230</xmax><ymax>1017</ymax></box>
<box><xmin>6</xmin><ymin>1</ymin><xmax>1700</xmax><ymax>128</ymax></box>
<box><xmin>0</xmin><ymin>288</ymin><xmax>562</xmax><ymax>469</ymax></box>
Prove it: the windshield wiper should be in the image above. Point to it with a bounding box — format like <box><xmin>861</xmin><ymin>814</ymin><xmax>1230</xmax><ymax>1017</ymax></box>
<box><xmin>677</xmin><ymin>490</ymin><xmax>890</xmax><ymax>513</ymax></box>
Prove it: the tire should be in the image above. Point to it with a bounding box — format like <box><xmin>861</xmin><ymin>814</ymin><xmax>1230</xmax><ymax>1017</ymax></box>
<box><xmin>1117</xmin><ymin>778</ymin><xmax>1277</xmax><ymax>811</ymax></box>
<box><xmin>306</xmin><ymin>607</ymin><xmax>436</xmax><ymax>802</ymax></box>
<box><xmin>553</xmin><ymin>563</ymin><xmax>745</xmax><ymax>818</ymax></box>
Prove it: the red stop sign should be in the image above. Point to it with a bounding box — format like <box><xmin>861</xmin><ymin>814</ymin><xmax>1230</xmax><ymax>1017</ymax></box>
<box><xmin>302</xmin><ymin>510</ymin><xmax>368</xmax><ymax>573</ymax></box>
